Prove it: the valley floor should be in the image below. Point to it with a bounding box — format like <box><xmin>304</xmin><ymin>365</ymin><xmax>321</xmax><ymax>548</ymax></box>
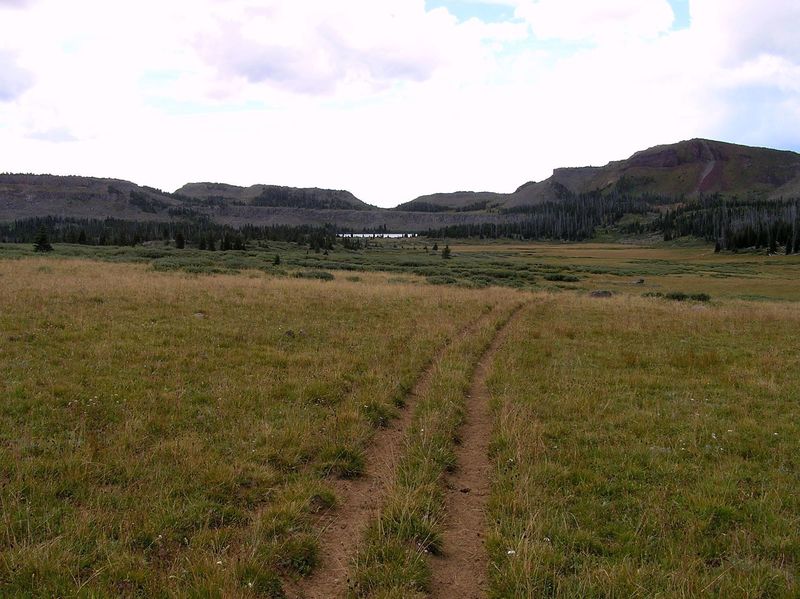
<box><xmin>1</xmin><ymin>243</ymin><xmax>798</xmax><ymax>597</ymax></box>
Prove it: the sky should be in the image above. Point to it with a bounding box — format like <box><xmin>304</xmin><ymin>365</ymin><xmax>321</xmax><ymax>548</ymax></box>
<box><xmin>0</xmin><ymin>0</ymin><xmax>799</xmax><ymax>207</ymax></box>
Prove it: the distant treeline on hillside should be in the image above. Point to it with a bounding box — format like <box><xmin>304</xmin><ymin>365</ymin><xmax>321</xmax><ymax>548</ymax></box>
<box><xmin>426</xmin><ymin>191</ymin><xmax>800</xmax><ymax>253</ymax></box>
<box><xmin>656</xmin><ymin>195</ymin><xmax>800</xmax><ymax>253</ymax></box>
<box><xmin>2</xmin><ymin>194</ymin><xmax>800</xmax><ymax>253</ymax></box>
<box><xmin>0</xmin><ymin>217</ymin><xmax>339</xmax><ymax>251</ymax></box>
<box><xmin>425</xmin><ymin>192</ymin><xmax>665</xmax><ymax>240</ymax></box>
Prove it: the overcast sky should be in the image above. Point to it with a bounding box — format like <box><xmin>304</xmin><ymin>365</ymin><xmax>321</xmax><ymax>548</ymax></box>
<box><xmin>1</xmin><ymin>0</ymin><xmax>798</xmax><ymax>207</ymax></box>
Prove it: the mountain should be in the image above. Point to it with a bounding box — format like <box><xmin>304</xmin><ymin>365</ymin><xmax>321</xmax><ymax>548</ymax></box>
<box><xmin>397</xmin><ymin>139</ymin><xmax>800</xmax><ymax>212</ymax></box>
<box><xmin>2</xmin><ymin>139</ymin><xmax>799</xmax><ymax>231</ymax></box>
<box><xmin>0</xmin><ymin>174</ymin><xmax>516</xmax><ymax>232</ymax></box>
<box><xmin>175</xmin><ymin>182</ymin><xmax>375</xmax><ymax>211</ymax></box>
<box><xmin>0</xmin><ymin>174</ymin><xmax>186</xmax><ymax>222</ymax></box>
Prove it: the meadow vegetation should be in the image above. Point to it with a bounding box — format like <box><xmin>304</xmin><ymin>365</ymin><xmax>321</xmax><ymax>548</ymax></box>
<box><xmin>350</xmin><ymin>303</ymin><xmax>519</xmax><ymax>597</ymax></box>
<box><xmin>1</xmin><ymin>239</ymin><xmax>799</xmax><ymax>597</ymax></box>
<box><xmin>2</xmin><ymin>237</ymin><xmax>800</xmax><ymax>300</ymax></box>
<box><xmin>487</xmin><ymin>296</ymin><xmax>800</xmax><ymax>597</ymax></box>
<box><xmin>0</xmin><ymin>259</ymin><xmax>505</xmax><ymax>596</ymax></box>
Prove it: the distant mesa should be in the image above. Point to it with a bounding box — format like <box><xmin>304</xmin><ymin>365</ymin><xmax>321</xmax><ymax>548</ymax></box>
<box><xmin>2</xmin><ymin>138</ymin><xmax>799</xmax><ymax>230</ymax></box>
<box><xmin>175</xmin><ymin>182</ymin><xmax>375</xmax><ymax>211</ymax></box>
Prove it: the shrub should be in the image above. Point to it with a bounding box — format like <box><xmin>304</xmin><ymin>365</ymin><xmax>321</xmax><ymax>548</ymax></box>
<box><xmin>294</xmin><ymin>270</ymin><xmax>334</xmax><ymax>281</ymax></box>
<box><xmin>544</xmin><ymin>273</ymin><xmax>579</xmax><ymax>282</ymax></box>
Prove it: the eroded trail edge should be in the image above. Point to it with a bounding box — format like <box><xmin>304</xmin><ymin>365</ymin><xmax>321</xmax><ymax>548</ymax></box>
<box><xmin>291</xmin><ymin>307</ymin><xmax>502</xmax><ymax>599</ymax></box>
<box><xmin>430</xmin><ymin>303</ymin><xmax>526</xmax><ymax>599</ymax></box>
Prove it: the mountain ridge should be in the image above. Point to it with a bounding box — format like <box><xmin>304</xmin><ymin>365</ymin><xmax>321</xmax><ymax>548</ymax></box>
<box><xmin>2</xmin><ymin>138</ymin><xmax>800</xmax><ymax>231</ymax></box>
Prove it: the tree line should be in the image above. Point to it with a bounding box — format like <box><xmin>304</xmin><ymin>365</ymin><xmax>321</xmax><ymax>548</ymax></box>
<box><xmin>656</xmin><ymin>195</ymin><xmax>800</xmax><ymax>253</ymax></box>
<box><xmin>425</xmin><ymin>191</ymin><xmax>667</xmax><ymax>240</ymax></box>
<box><xmin>4</xmin><ymin>194</ymin><xmax>800</xmax><ymax>253</ymax></box>
<box><xmin>0</xmin><ymin>216</ymin><xmax>338</xmax><ymax>251</ymax></box>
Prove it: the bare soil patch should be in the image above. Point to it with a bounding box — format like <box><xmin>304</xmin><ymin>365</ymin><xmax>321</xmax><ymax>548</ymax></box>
<box><xmin>429</xmin><ymin>304</ymin><xmax>525</xmax><ymax>599</ymax></box>
<box><xmin>291</xmin><ymin>308</ymin><xmax>502</xmax><ymax>599</ymax></box>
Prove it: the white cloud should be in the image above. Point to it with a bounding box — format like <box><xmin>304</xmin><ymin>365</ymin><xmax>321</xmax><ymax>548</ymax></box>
<box><xmin>516</xmin><ymin>0</ymin><xmax>675</xmax><ymax>41</ymax></box>
<box><xmin>0</xmin><ymin>0</ymin><xmax>798</xmax><ymax>207</ymax></box>
<box><xmin>0</xmin><ymin>0</ymin><xmax>32</xmax><ymax>8</ymax></box>
<box><xmin>27</xmin><ymin>126</ymin><xmax>78</xmax><ymax>143</ymax></box>
<box><xmin>0</xmin><ymin>50</ymin><xmax>32</xmax><ymax>101</ymax></box>
<box><xmin>691</xmin><ymin>0</ymin><xmax>800</xmax><ymax>64</ymax></box>
<box><xmin>191</xmin><ymin>0</ymin><xmax>507</xmax><ymax>96</ymax></box>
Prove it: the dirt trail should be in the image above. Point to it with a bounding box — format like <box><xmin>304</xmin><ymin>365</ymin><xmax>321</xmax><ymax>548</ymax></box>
<box><xmin>290</xmin><ymin>307</ymin><xmax>502</xmax><ymax>599</ymax></box>
<box><xmin>429</xmin><ymin>304</ymin><xmax>525</xmax><ymax>599</ymax></box>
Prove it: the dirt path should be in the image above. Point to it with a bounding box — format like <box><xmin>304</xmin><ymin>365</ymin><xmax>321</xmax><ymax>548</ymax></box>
<box><xmin>429</xmin><ymin>304</ymin><xmax>525</xmax><ymax>599</ymax></box>
<box><xmin>289</xmin><ymin>308</ymin><xmax>502</xmax><ymax>599</ymax></box>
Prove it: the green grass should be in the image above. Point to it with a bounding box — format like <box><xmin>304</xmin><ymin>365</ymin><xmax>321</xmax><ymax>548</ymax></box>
<box><xmin>486</xmin><ymin>296</ymin><xmax>800</xmax><ymax>597</ymax></box>
<box><xmin>2</xmin><ymin>240</ymin><xmax>799</xmax><ymax>597</ymax></box>
<box><xmin>350</xmin><ymin>304</ymin><xmax>519</xmax><ymax>597</ymax></box>
<box><xmin>0</xmin><ymin>258</ymin><xmax>505</xmax><ymax>596</ymax></box>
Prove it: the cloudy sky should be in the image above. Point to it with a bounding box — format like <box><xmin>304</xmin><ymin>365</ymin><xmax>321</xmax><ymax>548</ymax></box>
<box><xmin>1</xmin><ymin>0</ymin><xmax>799</xmax><ymax>206</ymax></box>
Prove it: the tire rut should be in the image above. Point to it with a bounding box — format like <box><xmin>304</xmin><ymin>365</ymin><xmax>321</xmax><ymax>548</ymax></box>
<box><xmin>289</xmin><ymin>307</ymin><xmax>503</xmax><ymax>599</ymax></box>
<box><xmin>429</xmin><ymin>303</ymin><xmax>526</xmax><ymax>599</ymax></box>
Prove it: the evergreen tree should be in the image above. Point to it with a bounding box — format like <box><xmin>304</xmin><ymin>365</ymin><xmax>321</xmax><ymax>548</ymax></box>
<box><xmin>273</xmin><ymin>254</ymin><xmax>281</xmax><ymax>266</ymax></box>
<box><xmin>432</xmin><ymin>242</ymin><xmax>439</xmax><ymax>251</ymax></box>
<box><xmin>441</xmin><ymin>244</ymin><xmax>451</xmax><ymax>259</ymax></box>
<box><xmin>175</xmin><ymin>231</ymin><xmax>185</xmax><ymax>249</ymax></box>
<box><xmin>34</xmin><ymin>227</ymin><xmax>53</xmax><ymax>252</ymax></box>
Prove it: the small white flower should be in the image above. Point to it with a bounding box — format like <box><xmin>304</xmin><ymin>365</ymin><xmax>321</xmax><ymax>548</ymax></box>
<box><xmin>507</xmin><ymin>550</ymin><xmax>516</xmax><ymax>556</ymax></box>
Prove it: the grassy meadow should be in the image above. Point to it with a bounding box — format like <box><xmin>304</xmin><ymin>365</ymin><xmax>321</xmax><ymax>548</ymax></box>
<box><xmin>1</xmin><ymin>239</ymin><xmax>799</xmax><ymax>597</ymax></box>
<box><xmin>0</xmin><ymin>258</ymin><xmax>514</xmax><ymax>596</ymax></box>
<box><xmin>487</xmin><ymin>296</ymin><xmax>800</xmax><ymax>597</ymax></box>
<box><xmin>3</xmin><ymin>236</ymin><xmax>800</xmax><ymax>300</ymax></box>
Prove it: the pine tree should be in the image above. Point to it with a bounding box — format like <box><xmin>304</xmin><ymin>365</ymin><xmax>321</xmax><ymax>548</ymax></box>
<box><xmin>34</xmin><ymin>227</ymin><xmax>53</xmax><ymax>252</ymax></box>
<box><xmin>441</xmin><ymin>244</ymin><xmax>451</xmax><ymax>259</ymax></box>
<box><xmin>273</xmin><ymin>254</ymin><xmax>281</xmax><ymax>266</ymax></box>
<box><xmin>175</xmin><ymin>231</ymin><xmax>185</xmax><ymax>249</ymax></box>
